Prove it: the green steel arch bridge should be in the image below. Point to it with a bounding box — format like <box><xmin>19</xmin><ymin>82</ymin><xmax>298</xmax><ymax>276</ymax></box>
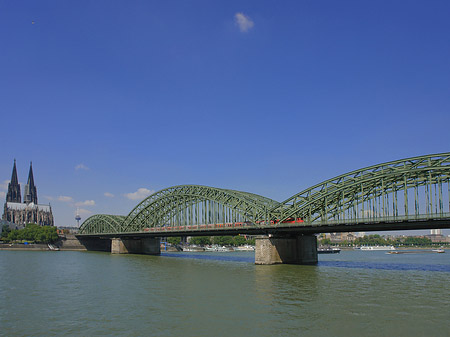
<box><xmin>79</xmin><ymin>152</ymin><xmax>450</xmax><ymax>237</ymax></box>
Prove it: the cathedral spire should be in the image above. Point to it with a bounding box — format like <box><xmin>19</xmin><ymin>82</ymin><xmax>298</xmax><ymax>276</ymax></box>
<box><xmin>6</xmin><ymin>159</ymin><xmax>21</xmax><ymax>203</ymax></box>
<box><xmin>11</xmin><ymin>159</ymin><xmax>19</xmax><ymax>185</ymax></box>
<box><xmin>24</xmin><ymin>161</ymin><xmax>38</xmax><ymax>204</ymax></box>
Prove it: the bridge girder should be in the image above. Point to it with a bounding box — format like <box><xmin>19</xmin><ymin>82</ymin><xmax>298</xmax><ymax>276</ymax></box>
<box><xmin>78</xmin><ymin>153</ymin><xmax>450</xmax><ymax>235</ymax></box>
<box><xmin>272</xmin><ymin>153</ymin><xmax>450</xmax><ymax>224</ymax></box>
<box><xmin>78</xmin><ymin>214</ymin><xmax>126</xmax><ymax>235</ymax></box>
<box><xmin>120</xmin><ymin>185</ymin><xmax>280</xmax><ymax>232</ymax></box>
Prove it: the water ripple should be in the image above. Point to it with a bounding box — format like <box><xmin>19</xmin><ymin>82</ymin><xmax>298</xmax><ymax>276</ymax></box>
<box><xmin>161</xmin><ymin>252</ymin><xmax>450</xmax><ymax>272</ymax></box>
<box><xmin>318</xmin><ymin>260</ymin><xmax>450</xmax><ymax>272</ymax></box>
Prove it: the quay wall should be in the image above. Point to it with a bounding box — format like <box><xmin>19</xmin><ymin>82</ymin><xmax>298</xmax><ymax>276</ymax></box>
<box><xmin>0</xmin><ymin>243</ymin><xmax>49</xmax><ymax>251</ymax></box>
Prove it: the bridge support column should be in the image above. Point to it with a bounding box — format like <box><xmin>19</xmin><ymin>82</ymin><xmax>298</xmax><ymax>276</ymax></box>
<box><xmin>111</xmin><ymin>237</ymin><xmax>161</xmax><ymax>255</ymax></box>
<box><xmin>255</xmin><ymin>235</ymin><xmax>317</xmax><ymax>265</ymax></box>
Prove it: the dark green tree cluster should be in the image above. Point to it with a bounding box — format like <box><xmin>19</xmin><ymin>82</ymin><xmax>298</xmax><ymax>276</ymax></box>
<box><xmin>166</xmin><ymin>237</ymin><xmax>182</xmax><ymax>246</ymax></box>
<box><xmin>189</xmin><ymin>235</ymin><xmax>255</xmax><ymax>246</ymax></box>
<box><xmin>1</xmin><ymin>224</ymin><xmax>11</xmax><ymax>238</ymax></box>
<box><xmin>354</xmin><ymin>234</ymin><xmax>389</xmax><ymax>246</ymax></box>
<box><xmin>189</xmin><ymin>236</ymin><xmax>211</xmax><ymax>246</ymax></box>
<box><xmin>354</xmin><ymin>234</ymin><xmax>433</xmax><ymax>247</ymax></box>
<box><xmin>319</xmin><ymin>238</ymin><xmax>332</xmax><ymax>246</ymax></box>
<box><xmin>1</xmin><ymin>224</ymin><xmax>58</xmax><ymax>244</ymax></box>
<box><xmin>402</xmin><ymin>236</ymin><xmax>432</xmax><ymax>246</ymax></box>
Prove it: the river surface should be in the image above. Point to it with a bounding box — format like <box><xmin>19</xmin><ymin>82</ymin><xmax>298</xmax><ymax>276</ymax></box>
<box><xmin>1</xmin><ymin>249</ymin><xmax>449</xmax><ymax>336</ymax></box>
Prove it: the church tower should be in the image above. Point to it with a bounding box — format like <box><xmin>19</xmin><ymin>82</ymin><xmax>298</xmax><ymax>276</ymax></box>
<box><xmin>6</xmin><ymin>159</ymin><xmax>21</xmax><ymax>203</ymax></box>
<box><xmin>23</xmin><ymin>162</ymin><xmax>38</xmax><ymax>204</ymax></box>
<box><xmin>3</xmin><ymin>160</ymin><xmax>54</xmax><ymax>226</ymax></box>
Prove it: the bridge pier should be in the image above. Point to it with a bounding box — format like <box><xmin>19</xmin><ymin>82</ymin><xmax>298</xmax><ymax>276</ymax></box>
<box><xmin>77</xmin><ymin>237</ymin><xmax>111</xmax><ymax>252</ymax></box>
<box><xmin>111</xmin><ymin>237</ymin><xmax>161</xmax><ymax>255</ymax></box>
<box><xmin>255</xmin><ymin>235</ymin><xmax>317</xmax><ymax>265</ymax></box>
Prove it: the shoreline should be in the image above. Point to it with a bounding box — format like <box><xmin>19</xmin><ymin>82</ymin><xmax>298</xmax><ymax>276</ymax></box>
<box><xmin>0</xmin><ymin>243</ymin><xmax>86</xmax><ymax>251</ymax></box>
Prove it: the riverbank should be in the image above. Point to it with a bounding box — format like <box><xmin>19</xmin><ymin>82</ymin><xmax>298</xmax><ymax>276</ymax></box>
<box><xmin>0</xmin><ymin>243</ymin><xmax>49</xmax><ymax>251</ymax></box>
<box><xmin>0</xmin><ymin>239</ymin><xmax>87</xmax><ymax>251</ymax></box>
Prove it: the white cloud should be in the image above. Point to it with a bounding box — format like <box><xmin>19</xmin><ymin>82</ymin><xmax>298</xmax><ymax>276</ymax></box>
<box><xmin>104</xmin><ymin>192</ymin><xmax>114</xmax><ymax>198</ymax></box>
<box><xmin>124</xmin><ymin>188</ymin><xmax>154</xmax><ymax>200</ymax></box>
<box><xmin>44</xmin><ymin>195</ymin><xmax>54</xmax><ymax>201</ymax></box>
<box><xmin>235</xmin><ymin>12</ymin><xmax>254</xmax><ymax>32</ymax></box>
<box><xmin>75</xmin><ymin>200</ymin><xmax>95</xmax><ymax>207</ymax></box>
<box><xmin>75</xmin><ymin>163</ymin><xmax>89</xmax><ymax>171</ymax></box>
<box><xmin>76</xmin><ymin>208</ymin><xmax>92</xmax><ymax>216</ymax></box>
<box><xmin>58</xmin><ymin>195</ymin><xmax>74</xmax><ymax>203</ymax></box>
<box><xmin>0</xmin><ymin>191</ymin><xmax>5</xmax><ymax>198</ymax></box>
<box><xmin>1</xmin><ymin>180</ymin><xmax>10</xmax><ymax>190</ymax></box>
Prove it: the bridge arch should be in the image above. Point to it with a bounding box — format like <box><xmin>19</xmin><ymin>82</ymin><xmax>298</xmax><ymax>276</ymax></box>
<box><xmin>79</xmin><ymin>214</ymin><xmax>126</xmax><ymax>235</ymax></box>
<box><xmin>78</xmin><ymin>153</ymin><xmax>450</xmax><ymax>235</ymax></box>
<box><xmin>120</xmin><ymin>185</ymin><xmax>280</xmax><ymax>232</ymax></box>
<box><xmin>272</xmin><ymin>152</ymin><xmax>450</xmax><ymax>224</ymax></box>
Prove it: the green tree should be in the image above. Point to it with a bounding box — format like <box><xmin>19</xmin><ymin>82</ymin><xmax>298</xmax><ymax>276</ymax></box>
<box><xmin>167</xmin><ymin>237</ymin><xmax>182</xmax><ymax>246</ymax></box>
<box><xmin>320</xmin><ymin>238</ymin><xmax>331</xmax><ymax>246</ymax></box>
<box><xmin>213</xmin><ymin>236</ymin><xmax>233</xmax><ymax>246</ymax></box>
<box><xmin>190</xmin><ymin>236</ymin><xmax>211</xmax><ymax>246</ymax></box>
<box><xmin>247</xmin><ymin>238</ymin><xmax>256</xmax><ymax>246</ymax></box>
<box><xmin>403</xmin><ymin>237</ymin><xmax>432</xmax><ymax>246</ymax></box>
<box><xmin>354</xmin><ymin>234</ymin><xmax>389</xmax><ymax>246</ymax></box>
<box><xmin>232</xmin><ymin>235</ymin><xmax>247</xmax><ymax>246</ymax></box>
<box><xmin>1</xmin><ymin>224</ymin><xmax>11</xmax><ymax>239</ymax></box>
<box><xmin>5</xmin><ymin>224</ymin><xmax>58</xmax><ymax>244</ymax></box>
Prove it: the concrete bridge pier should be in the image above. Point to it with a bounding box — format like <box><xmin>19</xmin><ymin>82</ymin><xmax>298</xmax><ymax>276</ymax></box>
<box><xmin>255</xmin><ymin>235</ymin><xmax>318</xmax><ymax>265</ymax></box>
<box><xmin>111</xmin><ymin>237</ymin><xmax>161</xmax><ymax>255</ymax></box>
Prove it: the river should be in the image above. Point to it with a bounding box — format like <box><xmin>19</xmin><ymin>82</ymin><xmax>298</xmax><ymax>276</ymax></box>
<box><xmin>1</xmin><ymin>249</ymin><xmax>449</xmax><ymax>336</ymax></box>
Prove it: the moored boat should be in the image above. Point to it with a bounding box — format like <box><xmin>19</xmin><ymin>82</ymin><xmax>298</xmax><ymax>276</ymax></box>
<box><xmin>318</xmin><ymin>247</ymin><xmax>341</xmax><ymax>254</ymax></box>
<box><xmin>359</xmin><ymin>246</ymin><xmax>396</xmax><ymax>251</ymax></box>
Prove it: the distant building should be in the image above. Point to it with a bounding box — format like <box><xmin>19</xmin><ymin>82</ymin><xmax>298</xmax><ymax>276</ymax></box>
<box><xmin>430</xmin><ymin>229</ymin><xmax>442</xmax><ymax>235</ymax></box>
<box><xmin>2</xmin><ymin>160</ymin><xmax>54</xmax><ymax>226</ymax></box>
<box><xmin>329</xmin><ymin>232</ymin><xmax>356</xmax><ymax>243</ymax></box>
<box><xmin>425</xmin><ymin>233</ymin><xmax>450</xmax><ymax>243</ymax></box>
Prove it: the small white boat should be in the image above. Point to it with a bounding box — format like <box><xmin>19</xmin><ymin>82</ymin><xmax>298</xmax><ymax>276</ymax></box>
<box><xmin>318</xmin><ymin>247</ymin><xmax>341</xmax><ymax>254</ymax></box>
<box><xmin>204</xmin><ymin>245</ymin><xmax>233</xmax><ymax>252</ymax></box>
<box><xmin>432</xmin><ymin>249</ymin><xmax>445</xmax><ymax>253</ymax></box>
<box><xmin>360</xmin><ymin>246</ymin><xmax>396</xmax><ymax>251</ymax></box>
<box><xmin>233</xmin><ymin>245</ymin><xmax>255</xmax><ymax>251</ymax></box>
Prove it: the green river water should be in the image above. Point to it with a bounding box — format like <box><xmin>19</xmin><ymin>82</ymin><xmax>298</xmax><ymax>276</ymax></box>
<box><xmin>1</xmin><ymin>249</ymin><xmax>449</xmax><ymax>336</ymax></box>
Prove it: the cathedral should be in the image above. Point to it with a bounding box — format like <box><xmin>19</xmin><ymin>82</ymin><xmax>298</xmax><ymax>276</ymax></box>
<box><xmin>2</xmin><ymin>160</ymin><xmax>54</xmax><ymax>226</ymax></box>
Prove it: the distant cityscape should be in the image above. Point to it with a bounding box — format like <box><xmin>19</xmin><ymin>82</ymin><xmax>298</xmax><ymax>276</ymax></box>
<box><xmin>1</xmin><ymin>159</ymin><xmax>449</xmax><ymax>245</ymax></box>
<box><xmin>320</xmin><ymin>230</ymin><xmax>450</xmax><ymax>245</ymax></box>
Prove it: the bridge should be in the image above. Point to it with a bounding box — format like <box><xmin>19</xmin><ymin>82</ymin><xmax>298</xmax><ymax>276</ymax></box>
<box><xmin>77</xmin><ymin>152</ymin><xmax>450</xmax><ymax>264</ymax></box>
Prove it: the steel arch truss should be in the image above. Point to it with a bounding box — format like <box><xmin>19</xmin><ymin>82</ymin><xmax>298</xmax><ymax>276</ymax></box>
<box><xmin>120</xmin><ymin>185</ymin><xmax>280</xmax><ymax>233</ymax></box>
<box><xmin>78</xmin><ymin>153</ymin><xmax>450</xmax><ymax>235</ymax></box>
<box><xmin>272</xmin><ymin>153</ymin><xmax>450</xmax><ymax>225</ymax></box>
<box><xmin>79</xmin><ymin>214</ymin><xmax>126</xmax><ymax>235</ymax></box>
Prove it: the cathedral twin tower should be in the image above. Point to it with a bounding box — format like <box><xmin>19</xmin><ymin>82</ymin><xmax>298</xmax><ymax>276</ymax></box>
<box><xmin>2</xmin><ymin>160</ymin><xmax>54</xmax><ymax>227</ymax></box>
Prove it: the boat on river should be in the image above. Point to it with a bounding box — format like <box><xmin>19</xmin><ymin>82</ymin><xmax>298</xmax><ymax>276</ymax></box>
<box><xmin>359</xmin><ymin>246</ymin><xmax>396</xmax><ymax>251</ymax></box>
<box><xmin>234</xmin><ymin>245</ymin><xmax>255</xmax><ymax>251</ymax></box>
<box><xmin>204</xmin><ymin>245</ymin><xmax>234</xmax><ymax>252</ymax></box>
<box><xmin>387</xmin><ymin>249</ymin><xmax>445</xmax><ymax>254</ymax></box>
<box><xmin>318</xmin><ymin>247</ymin><xmax>341</xmax><ymax>254</ymax></box>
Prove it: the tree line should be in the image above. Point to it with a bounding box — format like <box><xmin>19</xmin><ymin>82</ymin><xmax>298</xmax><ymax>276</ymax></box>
<box><xmin>319</xmin><ymin>234</ymin><xmax>436</xmax><ymax>247</ymax></box>
<box><xmin>166</xmin><ymin>235</ymin><xmax>255</xmax><ymax>247</ymax></box>
<box><xmin>1</xmin><ymin>224</ymin><xmax>59</xmax><ymax>244</ymax></box>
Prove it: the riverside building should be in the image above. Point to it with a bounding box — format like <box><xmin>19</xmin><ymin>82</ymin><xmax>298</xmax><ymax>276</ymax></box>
<box><xmin>2</xmin><ymin>160</ymin><xmax>54</xmax><ymax>227</ymax></box>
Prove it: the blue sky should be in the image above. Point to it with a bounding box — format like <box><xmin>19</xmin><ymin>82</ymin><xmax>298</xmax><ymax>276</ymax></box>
<box><xmin>1</xmin><ymin>1</ymin><xmax>450</xmax><ymax>235</ymax></box>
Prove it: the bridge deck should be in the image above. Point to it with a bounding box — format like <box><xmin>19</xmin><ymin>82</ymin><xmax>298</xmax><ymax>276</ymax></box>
<box><xmin>77</xmin><ymin>215</ymin><xmax>450</xmax><ymax>238</ymax></box>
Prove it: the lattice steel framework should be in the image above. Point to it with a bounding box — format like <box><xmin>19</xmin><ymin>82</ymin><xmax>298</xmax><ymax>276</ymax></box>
<box><xmin>120</xmin><ymin>185</ymin><xmax>279</xmax><ymax>232</ymax></box>
<box><xmin>78</xmin><ymin>214</ymin><xmax>126</xmax><ymax>235</ymax></box>
<box><xmin>79</xmin><ymin>153</ymin><xmax>450</xmax><ymax>235</ymax></box>
<box><xmin>270</xmin><ymin>152</ymin><xmax>450</xmax><ymax>225</ymax></box>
